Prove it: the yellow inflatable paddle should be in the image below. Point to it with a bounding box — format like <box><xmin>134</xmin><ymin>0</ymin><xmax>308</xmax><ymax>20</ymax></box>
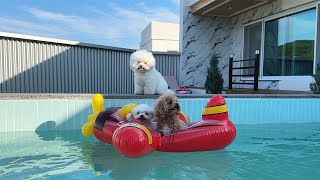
<box><xmin>82</xmin><ymin>94</ymin><xmax>104</xmax><ymax>137</ymax></box>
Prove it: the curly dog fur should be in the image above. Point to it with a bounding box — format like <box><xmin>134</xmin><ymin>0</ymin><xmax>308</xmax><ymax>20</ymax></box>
<box><xmin>154</xmin><ymin>93</ymin><xmax>188</xmax><ymax>135</ymax></box>
<box><xmin>125</xmin><ymin>104</ymin><xmax>156</xmax><ymax>131</ymax></box>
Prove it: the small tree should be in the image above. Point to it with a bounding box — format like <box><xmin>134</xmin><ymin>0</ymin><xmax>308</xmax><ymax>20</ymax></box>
<box><xmin>205</xmin><ymin>54</ymin><xmax>224</xmax><ymax>94</ymax></box>
<box><xmin>310</xmin><ymin>64</ymin><xmax>320</xmax><ymax>94</ymax></box>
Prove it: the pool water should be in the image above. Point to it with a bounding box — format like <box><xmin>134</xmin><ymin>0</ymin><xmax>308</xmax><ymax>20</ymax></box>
<box><xmin>1</xmin><ymin>123</ymin><xmax>320</xmax><ymax>180</ymax></box>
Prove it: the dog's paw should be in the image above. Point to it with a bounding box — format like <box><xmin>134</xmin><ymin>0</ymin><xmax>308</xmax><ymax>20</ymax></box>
<box><xmin>144</xmin><ymin>89</ymin><xmax>156</xmax><ymax>95</ymax></box>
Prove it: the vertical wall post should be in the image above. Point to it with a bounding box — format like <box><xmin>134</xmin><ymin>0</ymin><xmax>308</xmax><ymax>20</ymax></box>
<box><xmin>228</xmin><ymin>54</ymin><xmax>234</xmax><ymax>90</ymax></box>
<box><xmin>254</xmin><ymin>50</ymin><xmax>260</xmax><ymax>91</ymax></box>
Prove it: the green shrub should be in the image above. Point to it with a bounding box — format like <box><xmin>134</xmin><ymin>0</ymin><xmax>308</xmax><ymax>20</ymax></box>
<box><xmin>310</xmin><ymin>64</ymin><xmax>320</xmax><ymax>94</ymax></box>
<box><xmin>205</xmin><ymin>54</ymin><xmax>224</xmax><ymax>94</ymax></box>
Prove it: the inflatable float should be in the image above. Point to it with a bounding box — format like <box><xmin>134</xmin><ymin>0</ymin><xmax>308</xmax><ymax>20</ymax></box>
<box><xmin>82</xmin><ymin>94</ymin><xmax>236</xmax><ymax>158</ymax></box>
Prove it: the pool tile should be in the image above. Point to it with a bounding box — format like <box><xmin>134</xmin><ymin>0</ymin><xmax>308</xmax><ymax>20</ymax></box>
<box><xmin>37</xmin><ymin>100</ymin><xmax>54</xmax><ymax>131</ymax></box>
<box><xmin>5</xmin><ymin>101</ymin><xmax>15</xmax><ymax>132</ymax></box>
<box><xmin>53</xmin><ymin>100</ymin><xmax>69</xmax><ymax>130</ymax></box>
<box><xmin>1</xmin><ymin>97</ymin><xmax>320</xmax><ymax>132</ymax></box>
<box><xmin>0</xmin><ymin>100</ymin><xmax>8</xmax><ymax>132</ymax></box>
<box><xmin>14</xmin><ymin>100</ymin><xmax>31</xmax><ymax>132</ymax></box>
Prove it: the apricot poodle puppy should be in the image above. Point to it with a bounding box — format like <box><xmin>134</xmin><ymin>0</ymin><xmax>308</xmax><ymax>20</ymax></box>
<box><xmin>154</xmin><ymin>93</ymin><xmax>188</xmax><ymax>135</ymax></box>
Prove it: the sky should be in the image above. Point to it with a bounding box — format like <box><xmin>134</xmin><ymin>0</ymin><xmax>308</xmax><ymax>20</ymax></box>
<box><xmin>0</xmin><ymin>0</ymin><xmax>180</xmax><ymax>49</ymax></box>
<box><xmin>277</xmin><ymin>8</ymin><xmax>316</xmax><ymax>45</ymax></box>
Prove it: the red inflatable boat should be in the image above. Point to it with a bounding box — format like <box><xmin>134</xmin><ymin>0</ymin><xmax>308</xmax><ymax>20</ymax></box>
<box><xmin>91</xmin><ymin>95</ymin><xmax>236</xmax><ymax>158</ymax></box>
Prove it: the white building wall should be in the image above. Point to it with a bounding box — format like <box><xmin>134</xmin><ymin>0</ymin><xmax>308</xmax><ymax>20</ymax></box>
<box><xmin>140</xmin><ymin>21</ymin><xmax>180</xmax><ymax>52</ymax></box>
<box><xmin>282</xmin><ymin>0</ymin><xmax>315</xmax><ymax>10</ymax></box>
<box><xmin>151</xmin><ymin>40</ymin><xmax>180</xmax><ymax>52</ymax></box>
<box><xmin>181</xmin><ymin>0</ymin><xmax>318</xmax><ymax>91</ymax></box>
<box><xmin>140</xmin><ymin>23</ymin><xmax>152</xmax><ymax>50</ymax></box>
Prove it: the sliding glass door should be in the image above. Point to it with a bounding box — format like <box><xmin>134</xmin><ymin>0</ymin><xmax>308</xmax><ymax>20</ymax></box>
<box><xmin>243</xmin><ymin>22</ymin><xmax>262</xmax><ymax>75</ymax></box>
<box><xmin>263</xmin><ymin>8</ymin><xmax>316</xmax><ymax>76</ymax></box>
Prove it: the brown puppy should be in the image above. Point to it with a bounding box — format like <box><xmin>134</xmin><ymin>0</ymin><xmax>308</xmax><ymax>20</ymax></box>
<box><xmin>154</xmin><ymin>93</ymin><xmax>188</xmax><ymax>135</ymax></box>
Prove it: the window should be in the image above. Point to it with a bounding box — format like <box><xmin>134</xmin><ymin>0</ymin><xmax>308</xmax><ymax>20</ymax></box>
<box><xmin>243</xmin><ymin>22</ymin><xmax>262</xmax><ymax>75</ymax></box>
<box><xmin>263</xmin><ymin>8</ymin><xmax>316</xmax><ymax>76</ymax></box>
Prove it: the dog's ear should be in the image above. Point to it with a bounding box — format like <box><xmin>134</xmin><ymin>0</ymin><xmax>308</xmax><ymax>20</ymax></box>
<box><xmin>126</xmin><ymin>113</ymin><xmax>132</xmax><ymax>121</ymax></box>
<box><xmin>159</xmin><ymin>108</ymin><xmax>166</xmax><ymax>115</ymax></box>
<box><xmin>132</xmin><ymin>107</ymin><xmax>137</xmax><ymax>115</ymax></box>
<box><xmin>155</xmin><ymin>107</ymin><xmax>165</xmax><ymax>116</ymax></box>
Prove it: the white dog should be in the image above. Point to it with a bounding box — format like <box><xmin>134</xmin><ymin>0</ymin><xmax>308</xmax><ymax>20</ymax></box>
<box><xmin>130</xmin><ymin>50</ymin><xmax>173</xmax><ymax>95</ymax></box>
<box><xmin>126</xmin><ymin>104</ymin><xmax>157</xmax><ymax>131</ymax></box>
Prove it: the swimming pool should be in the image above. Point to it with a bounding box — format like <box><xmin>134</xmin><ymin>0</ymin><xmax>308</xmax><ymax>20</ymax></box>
<box><xmin>1</xmin><ymin>94</ymin><xmax>320</xmax><ymax>179</ymax></box>
<box><xmin>1</xmin><ymin>122</ymin><xmax>320</xmax><ymax>179</ymax></box>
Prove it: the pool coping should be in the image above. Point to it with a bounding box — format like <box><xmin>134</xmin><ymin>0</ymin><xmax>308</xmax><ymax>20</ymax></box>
<box><xmin>1</xmin><ymin>93</ymin><xmax>320</xmax><ymax>100</ymax></box>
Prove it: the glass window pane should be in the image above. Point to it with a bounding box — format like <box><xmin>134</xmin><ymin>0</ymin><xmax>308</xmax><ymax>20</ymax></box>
<box><xmin>263</xmin><ymin>8</ymin><xmax>316</xmax><ymax>76</ymax></box>
<box><xmin>317</xmin><ymin>5</ymin><xmax>320</xmax><ymax>67</ymax></box>
<box><xmin>243</xmin><ymin>22</ymin><xmax>262</xmax><ymax>75</ymax></box>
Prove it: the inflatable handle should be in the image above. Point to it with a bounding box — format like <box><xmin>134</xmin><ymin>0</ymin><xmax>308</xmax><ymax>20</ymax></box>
<box><xmin>178</xmin><ymin>112</ymin><xmax>190</xmax><ymax>126</ymax></box>
<box><xmin>118</xmin><ymin>103</ymin><xmax>138</xmax><ymax>119</ymax></box>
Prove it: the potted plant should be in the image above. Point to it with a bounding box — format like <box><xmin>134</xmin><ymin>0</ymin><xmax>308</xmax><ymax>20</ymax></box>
<box><xmin>310</xmin><ymin>64</ymin><xmax>320</xmax><ymax>94</ymax></box>
<box><xmin>205</xmin><ymin>54</ymin><xmax>224</xmax><ymax>94</ymax></box>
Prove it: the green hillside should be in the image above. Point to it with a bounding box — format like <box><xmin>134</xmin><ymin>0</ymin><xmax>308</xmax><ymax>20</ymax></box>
<box><xmin>278</xmin><ymin>40</ymin><xmax>314</xmax><ymax>60</ymax></box>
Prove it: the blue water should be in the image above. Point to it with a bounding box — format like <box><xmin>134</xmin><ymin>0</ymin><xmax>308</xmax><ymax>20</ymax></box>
<box><xmin>1</xmin><ymin>123</ymin><xmax>320</xmax><ymax>180</ymax></box>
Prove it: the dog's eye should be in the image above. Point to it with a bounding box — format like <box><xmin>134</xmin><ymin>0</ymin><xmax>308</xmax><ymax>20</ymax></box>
<box><xmin>137</xmin><ymin>112</ymin><xmax>140</xmax><ymax>114</ymax></box>
<box><xmin>146</xmin><ymin>113</ymin><xmax>148</xmax><ymax>115</ymax></box>
<box><xmin>168</xmin><ymin>100</ymin><xmax>172</xmax><ymax>104</ymax></box>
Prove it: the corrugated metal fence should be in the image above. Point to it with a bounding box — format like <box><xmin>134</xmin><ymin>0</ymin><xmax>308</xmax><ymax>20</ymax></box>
<box><xmin>0</xmin><ymin>33</ymin><xmax>180</xmax><ymax>94</ymax></box>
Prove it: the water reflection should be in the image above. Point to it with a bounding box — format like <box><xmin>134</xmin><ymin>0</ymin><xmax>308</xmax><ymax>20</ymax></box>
<box><xmin>2</xmin><ymin>123</ymin><xmax>320</xmax><ymax>179</ymax></box>
<box><xmin>35</xmin><ymin>130</ymin><xmax>236</xmax><ymax>179</ymax></box>
<box><xmin>80</xmin><ymin>141</ymin><xmax>236</xmax><ymax>180</ymax></box>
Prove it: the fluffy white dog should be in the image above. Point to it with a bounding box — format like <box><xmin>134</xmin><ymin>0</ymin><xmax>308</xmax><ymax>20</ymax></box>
<box><xmin>125</xmin><ymin>104</ymin><xmax>157</xmax><ymax>130</ymax></box>
<box><xmin>130</xmin><ymin>50</ymin><xmax>172</xmax><ymax>95</ymax></box>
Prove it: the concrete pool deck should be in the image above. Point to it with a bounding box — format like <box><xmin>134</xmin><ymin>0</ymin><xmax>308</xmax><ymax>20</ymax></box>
<box><xmin>1</xmin><ymin>93</ymin><xmax>320</xmax><ymax>99</ymax></box>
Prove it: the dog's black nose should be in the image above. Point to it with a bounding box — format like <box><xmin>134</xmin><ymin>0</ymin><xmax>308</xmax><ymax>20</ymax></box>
<box><xmin>140</xmin><ymin>115</ymin><xmax>143</xmax><ymax>118</ymax></box>
<box><xmin>175</xmin><ymin>103</ymin><xmax>180</xmax><ymax>108</ymax></box>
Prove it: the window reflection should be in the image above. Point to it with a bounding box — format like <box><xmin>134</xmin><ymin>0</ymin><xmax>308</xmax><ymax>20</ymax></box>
<box><xmin>263</xmin><ymin>8</ymin><xmax>316</xmax><ymax>76</ymax></box>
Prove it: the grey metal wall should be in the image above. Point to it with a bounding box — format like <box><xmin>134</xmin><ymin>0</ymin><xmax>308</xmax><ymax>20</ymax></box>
<box><xmin>0</xmin><ymin>36</ymin><xmax>180</xmax><ymax>94</ymax></box>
